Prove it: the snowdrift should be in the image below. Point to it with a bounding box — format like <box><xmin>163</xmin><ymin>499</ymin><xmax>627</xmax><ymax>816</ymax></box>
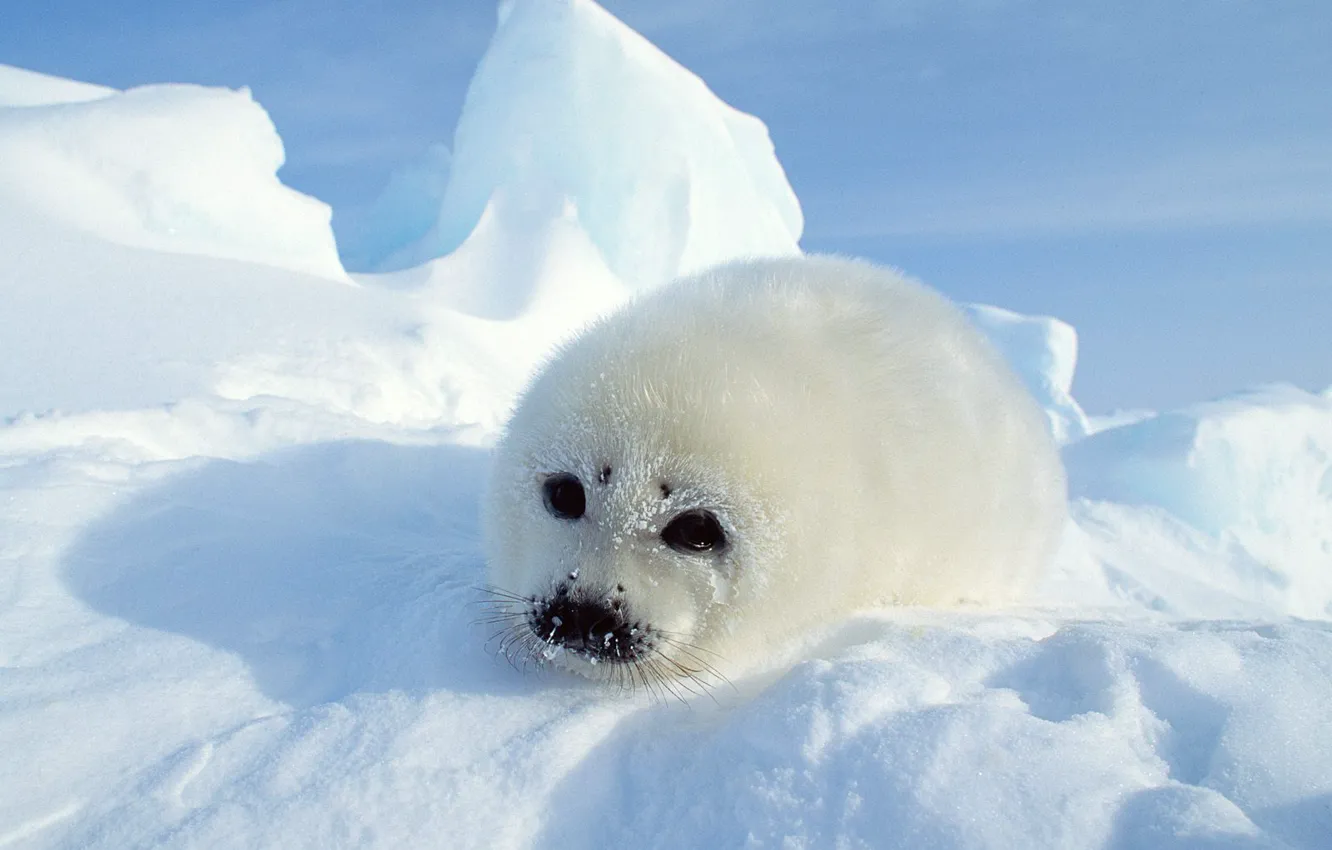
<box><xmin>1066</xmin><ymin>385</ymin><xmax>1332</xmax><ymax>619</ymax></box>
<box><xmin>2</xmin><ymin>3</ymin><xmax>1330</xmax><ymax>849</ymax></box>
<box><xmin>0</xmin><ymin>68</ymin><xmax>345</xmax><ymax>280</ymax></box>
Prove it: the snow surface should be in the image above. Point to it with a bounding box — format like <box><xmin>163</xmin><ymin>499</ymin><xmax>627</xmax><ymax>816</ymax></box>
<box><xmin>1065</xmin><ymin>385</ymin><xmax>1332</xmax><ymax>621</ymax></box>
<box><xmin>3</xmin><ymin>3</ymin><xmax>1331</xmax><ymax>848</ymax></box>
<box><xmin>0</xmin><ymin>72</ymin><xmax>345</xmax><ymax>281</ymax></box>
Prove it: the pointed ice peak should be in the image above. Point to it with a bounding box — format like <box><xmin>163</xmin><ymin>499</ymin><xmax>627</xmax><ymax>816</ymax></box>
<box><xmin>381</xmin><ymin>0</ymin><xmax>803</xmax><ymax>288</ymax></box>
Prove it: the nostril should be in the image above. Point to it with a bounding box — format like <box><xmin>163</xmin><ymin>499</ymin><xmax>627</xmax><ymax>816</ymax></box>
<box><xmin>534</xmin><ymin>595</ymin><xmax>632</xmax><ymax>658</ymax></box>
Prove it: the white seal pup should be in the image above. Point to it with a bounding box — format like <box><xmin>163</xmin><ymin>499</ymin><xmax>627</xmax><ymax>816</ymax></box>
<box><xmin>482</xmin><ymin>255</ymin><xmax>1066</xmax><ymax>687</ymax></box>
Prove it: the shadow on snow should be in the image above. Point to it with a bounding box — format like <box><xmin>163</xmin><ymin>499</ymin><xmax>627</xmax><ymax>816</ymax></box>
<box><xmin>60</xmin><ymin>439</ymin><xmax>533</xmax><ymax>707</ymax></box>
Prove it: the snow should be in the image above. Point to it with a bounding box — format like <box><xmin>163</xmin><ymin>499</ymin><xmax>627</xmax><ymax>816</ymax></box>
<box><xmin>334</xmin><ymin>143</ymin><xmax>452</xmax><ymax>273</ymax></box>
<box><xmin>364</xmin><ymin>0</ymin><xmax>803</xmax><ymax>287</ymax></box>
<box><xmin>2</xmin><ymin>3</ymin><xmax>1331</xmax><ymax>848</ymax></box>
<box><xmin>1065</xmin><ymin>385</ymin><xmax>1332</xmax><ymax>620</ymax></box>
<box><xmin>968</xmin><ymin>303</ymin><xmax>1091</xmax><ymax>444</ymax></box>
<box><xmin>0</xmin><ymin>72</ymin><xmax>346</xmax><ymax>280</ymax></box>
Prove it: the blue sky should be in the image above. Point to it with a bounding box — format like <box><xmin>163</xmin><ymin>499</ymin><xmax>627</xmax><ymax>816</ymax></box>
<box><xmin>4</xmin><ymin>0</ymin><xmax>1329</xmax><ymax>412</ymax></box>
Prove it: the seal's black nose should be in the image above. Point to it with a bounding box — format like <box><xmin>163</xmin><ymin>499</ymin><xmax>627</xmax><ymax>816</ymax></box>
<box><xmin>532</xmin><ymin>594</ymin><xmax>640</xmax><ymax>661</ymax></box>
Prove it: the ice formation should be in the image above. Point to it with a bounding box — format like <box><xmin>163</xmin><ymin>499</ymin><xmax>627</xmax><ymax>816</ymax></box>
<box><xmin>967</xmin><ymin>303</ymin><xmax>1091</xmax><ymax>443</ymax></box>
<box><xmin>374</xmin><ymin>0</ymin><xmax>803</xmax><ymax>288</ymax></box>
<box><xmin>0</xmin><ymin>70</ymin><xmax>346</xmax><ymax>280</ymax></box>
<box><xmin>335</xmin><ymin>143</ymin><xmax>452</xmax><ymax>272</ymax></box>
<box><xmin>1065</xmin><ymin>384</ymin><xmax>1332</xmax><ymax>618</ymax></box>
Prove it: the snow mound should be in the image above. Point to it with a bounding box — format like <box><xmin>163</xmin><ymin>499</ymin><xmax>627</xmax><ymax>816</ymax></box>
<box><xmin>0</xmin><ymin>81</ymin><xmax>346</xmax><ymax>280</ymax></box>
<box><xmin>1065</xmin><ymin>385</ymin><xmax>1332</xmax><ymax>618</ymax></box>
<box><xmin>0</xmin><ymin>63</ymin><xmax>115</xmax><ymax>107</ymax></box>
<box><xmin>0</xmin><ymin>195</ymin><xmax>386</xmax><ymax>417</ymax></box>
<box><xmin>372</xmin><ymin>179</ymin><xmax>627</xmax><ymax>322</ymax></box>
<box><xmin>968</xmin><ymin>303</ymin><xmax>1090</xmax><ymax>444</ymax></box>
<box><xmin>217</xmin><ymin>181</ymin><xmax>627</xmax><ymax>431</ymax></box>
<box><xmin>376</xmin><ymin>0</ymin><xmax>803</xmax><ymax>287</ymax></box>
<box><xmin>11</xmin><ymin>435</ymin><xmax>1329</xmax><ymax>850</ymax></box>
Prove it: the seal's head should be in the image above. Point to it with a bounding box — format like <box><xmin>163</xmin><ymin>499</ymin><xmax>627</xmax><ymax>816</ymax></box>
<box><xmin>478</xmin><ymin>261</ymin><xmax>816</xmax><ymax>688</ymax></box>
<box><xmin>481</xmin><ymin>362</ymin><xmax>785</xmax><ymax>687</ymax></box>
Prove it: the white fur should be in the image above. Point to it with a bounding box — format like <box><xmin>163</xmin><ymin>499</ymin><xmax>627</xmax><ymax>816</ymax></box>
<box><xmin>483</xmin><ymin>255</ymin><xmax>1066</xmax><ymax>680</ymax></box>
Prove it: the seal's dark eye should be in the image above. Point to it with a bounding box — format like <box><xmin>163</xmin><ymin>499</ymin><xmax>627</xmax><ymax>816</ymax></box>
<box><xmin>662</xmin><ymin>509</ymin><xmax>726</xmax><ymax>553</ymax></box>
<box><xmin>543</xmin><ymin>473</ymin><xmax>585</xmax><ymax>520</ymax></box>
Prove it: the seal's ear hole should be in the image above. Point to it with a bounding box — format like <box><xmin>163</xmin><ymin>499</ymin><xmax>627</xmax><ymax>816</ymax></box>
<box><xmin>543</xmin><ymin>473</ymin><xmax>586</xmax><ymax>520</ymax></box>
<box><xmin>662</xmin><ymin>509</ymin><xmax>726</xmax><ymax>554</ymax></box>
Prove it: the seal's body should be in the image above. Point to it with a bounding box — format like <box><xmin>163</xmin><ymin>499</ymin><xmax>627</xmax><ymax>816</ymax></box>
<box><xmin>483</xmin><ymin>256</ymin><xmax>1066</xmax><ymax>684</ymax></box>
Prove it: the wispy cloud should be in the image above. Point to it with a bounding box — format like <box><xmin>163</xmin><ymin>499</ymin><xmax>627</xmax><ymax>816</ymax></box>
<box><xmin>807</xmin><ymin>142</ymin><xmax>1332</xmax><ymax>240</ymax></box>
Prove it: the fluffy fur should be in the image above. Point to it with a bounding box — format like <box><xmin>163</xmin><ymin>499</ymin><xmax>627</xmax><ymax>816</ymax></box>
<box><xmin>482</xmin><ymin>255</ymin><xmax>1066</xmax><ymax>687</ymax></box>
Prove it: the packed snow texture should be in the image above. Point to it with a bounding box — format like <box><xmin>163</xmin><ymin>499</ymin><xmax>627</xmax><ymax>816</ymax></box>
<box><xmin>0</xmin><ymin>69</ymin><xmax>345</xmax><ymax>280</ymax></box>
<box><xmin>363</xmin><ymin>0</ymin><xmax>803</xmax><ymax>286</ymax></box>
<box><xmin>3</xmin><ymin>3</ymin><xmax>1331</xmax><ymax>848</ymax></box>
<box><xmin>1065</xmin><ymin>385</ymin><xmax>1332</xmax><ymax>620</ymax></box>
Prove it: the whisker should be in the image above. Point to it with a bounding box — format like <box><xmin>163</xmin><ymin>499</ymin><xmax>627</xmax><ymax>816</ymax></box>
<box><xmin>657</xmin><ymin>653</ymin><xmax>720</xmax><ymax>705</ymax></box>
<box><xmin>486</xmin><ymin>623</ymin><xmax>534</xmax><ymax>674</ymax></box>
<box><xmin>649</xmin><ymin>644</ymin><xmax>708</xmax><ymax>693</ymax></box>
<box><xmin>655</xmin><ymin>651</ymin><xmax>702</xmax><ymax>684</ymax></box>
<box><xmin>471</xmin><ymin>610</ymin><xmax>522</xmax><ymax>623</ymax></box>
<box><xmin>522</xmin><ymin>636</ymin><xmax>547</xmax><ymax>673</ymax></box>
<box><xmin>472</xmin><ymin>607</ymin><xmax>526</xmax><ymax>618</ymax></box>
<box><xmin>611</xmin><ymin>646</ymin><xmax>630</xmax><ymax>695</ymax></box>
<box><xmin>471</xmin><ymin>612</ymin><xmax>527</xmax><ymax>627</ymax></box>
<box><xmin>500</xmin><ymin>642</ymin><xmax>526</xmax><ymax>673</ymax></box>
<box><xmin>471</xmin><ymin>613</ymin><xmax>523</xmax><ymax>625</ymax></box>
<box><xmin>633</xmin><ymin>659</ymin><xmax>659</xmax><ymax>704</ymax></box>
<box><xmin>467</xmin><ymin>597</ymin><xmax>514</xmax><ymax>608</ymax></box>
<box><xmin>507</xmin><ymin>631</ymin><xmax>540</xmax><ymax>672</ymax></box>
<box><xmin>471</xmin><ymin>584</ymin><xmax>535</xmax><ymax>604</ymax></box>
<box><xmin>475</xmin><ymin>592</ymin><xmax>729</xmax><ymax>704</ymax></box>
<box><xmin>485</xmin><ymin>623</ymin><xmax>521</xmax><ymax>646</ymax></box>
<box><xmin>653</xmin><ymin>631</ymin><xmax>727</xmax><ymax>659</ymax></box>
<box><xmin>642</xmin><ymin>658</ymin><xmax>666</xmax><ymax>705</ymax></box>
<box><xmin>658</xmin><ymin>638</ymin><xmax>735</xmax><ymax>692</ymax></box>
<box><xmin>648</xmin><ymin>658</ymin><xmax>689</xmax><ymax>706</ymax></box>
<box><xmin>497</xmin><ymin>625</ymin><xmax>533</xmax><ymax>658</ymax></box>
<box><xmin>658</xmin><ymin>638</ymin><xmax>728</xmax><ymax>673</ymax></box>
<box><xmin>658</xmin><ymin>659</ymin><xmax>690</xmax><ymax>705</ymax></box>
